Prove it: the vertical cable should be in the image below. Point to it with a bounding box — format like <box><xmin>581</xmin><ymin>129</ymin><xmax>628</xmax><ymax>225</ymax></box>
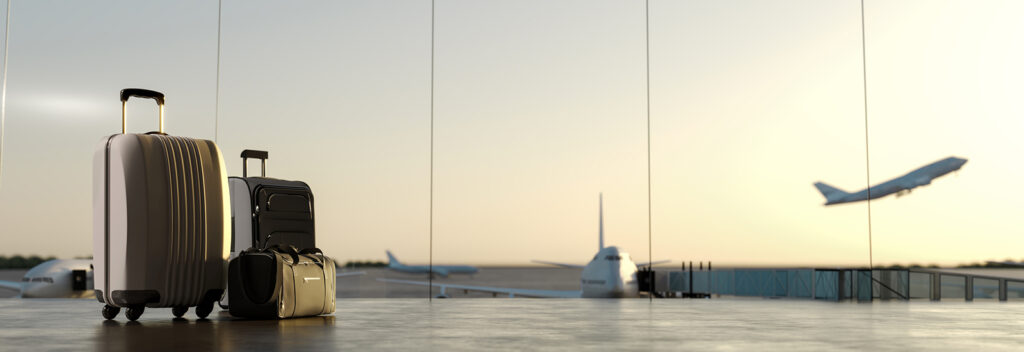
<box><xmin>0</xmin><ymin>0</ymin><xmax>11</xmax><ymax>191</ymax></box>
<box><xmin>644</xmin><ymin>0</ymin><xmax>653</xmax><ymax>302</ymax></box>
<box><xmin>214</xmin><ymin>0</ymin><xmax>222</xmax><ymax>143</ymax></box>
<box><xmin>859</xmin><ymin>0</ymin><xmax>873</xmax><ymax>270</ymax></box>
<box><xmin>428</xmin><ymin>0</ymin><xmax>435</xmax><ymax>301</ymax></box>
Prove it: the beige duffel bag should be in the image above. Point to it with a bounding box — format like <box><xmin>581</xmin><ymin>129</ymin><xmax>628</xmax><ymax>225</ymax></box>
<box><xmin>228</xmin><ymin>245</ymin><xmax>336</xmax><ymax>319</ymax></box>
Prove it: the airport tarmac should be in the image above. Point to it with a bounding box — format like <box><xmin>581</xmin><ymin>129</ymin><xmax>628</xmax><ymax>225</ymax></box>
<box><xmin>0</xmin><ymin>266</ymin><xmax>586</xmax><ymax>299</ymax></box>
<box><xmin>338</xmin><ymin>266</ymin><xmax>583</xmax><ymax>298</ymax></box>
<box><xmin>8</xmin><ymin>266</ymin><xmax>1024</xmax><ymax>299</ymax></box>
<box><xmin>7</xmin><ymin>267</ymin><xmax>1024</xmax><ymax>350</ymax></box>
<box><xmin>5</xmin><ymin>297</ymin><xmax>1024</xmax><ymax>350</ymax></box>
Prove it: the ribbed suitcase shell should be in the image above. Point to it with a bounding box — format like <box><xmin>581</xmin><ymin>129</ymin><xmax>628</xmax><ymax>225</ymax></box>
<box><xmin>93</xmin><ymin>133</ymin><xmax>230</xmax><ymax>309</ymax></box>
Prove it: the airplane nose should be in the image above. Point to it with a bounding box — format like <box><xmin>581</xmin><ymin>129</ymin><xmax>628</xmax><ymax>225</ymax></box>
<box><xmin>609</xmin><ymin>282</ymin><xmax>626</xmax><ymax>298</ymax></box>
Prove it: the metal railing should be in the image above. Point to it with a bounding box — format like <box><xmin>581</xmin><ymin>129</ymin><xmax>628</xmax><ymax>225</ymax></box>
<box><xmin>659</xmin><ymin>268</ymin><xmax>1024</xmax><ymax>301</ymax></box>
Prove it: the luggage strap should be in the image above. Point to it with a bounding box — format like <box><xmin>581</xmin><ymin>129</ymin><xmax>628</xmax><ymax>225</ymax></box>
<box><xmin>267</xmin><ymin>245</ymin><xmax>301</xmax><ymax>264</ymax></box>
<box><xmin>264</xmin><ymin>245</ymin><xmax>326</xmax><ymax>268</ymax></box>
<box><xmin>299</xmin><ymin>247</ymin><xmax>327</xmax><ymax>268</ymax></box>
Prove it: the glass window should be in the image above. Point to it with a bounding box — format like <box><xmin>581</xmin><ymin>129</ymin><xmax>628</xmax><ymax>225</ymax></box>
<box><xmin>973</xmin><ymin>278</ymin><xmax>999</xmax><ymax>300</ymax></box>
<box><xmin>940</xmin><ymin>275</ymin><xmax>966</xmax><ymax>300</ymax></box>
<box><xmin>1007</xmin><ymin>281</ymin><xmax>1024</xmax><ymax>300</ymax></box>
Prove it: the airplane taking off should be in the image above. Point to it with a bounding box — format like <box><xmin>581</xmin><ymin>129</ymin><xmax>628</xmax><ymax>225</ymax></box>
<box><xmin>380</xmin><ymin>194</ymin><xmax>668</xmax><ymax>298</ymax></box>
<box><xmin>0</xmin><ymin>259</ymin><xmax>94</xmax><ymax>298</ymax></box>
<box><xmin>386</xmin><ymin>250</ymin><xmax>479</xmax><ymax>277</ymax></box>
<box><xmin>814</xmin><ymin>156</ymin><xmax>967</xmax><ymax>206</ymax></box>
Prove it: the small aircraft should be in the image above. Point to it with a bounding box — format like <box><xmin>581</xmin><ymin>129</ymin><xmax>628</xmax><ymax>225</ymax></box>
<box><xmin>815</xmin><ymin>156</ymin><xmax>967</xmax><ymax>206</ymax></box>
<box><xmin>385</xmin><ymin>250</ymin><xmax>479</xmax><ymax>277</ymax></box>
<box><xmin>380</xmin><ymin>194</ymin><xmax>668</xmax><ymax>298</ymax></box>
<box><xmin>0</xmin><ymin>259</ymin><xmax>94</xmax><ymax>298</ymax></box>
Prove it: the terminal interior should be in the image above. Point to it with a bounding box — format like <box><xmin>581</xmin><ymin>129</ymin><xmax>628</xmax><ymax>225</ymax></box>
<box><xmin>0</xmin><ymin>1</ymin><xmax>1022</xmax><ymax>300</ymax></box>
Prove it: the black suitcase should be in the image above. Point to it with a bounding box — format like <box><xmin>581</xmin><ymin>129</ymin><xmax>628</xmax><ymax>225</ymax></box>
<box><xmin>228</xmin><ymin>149</ymin><xmax>316</xmax><ymax>253</ymax></box>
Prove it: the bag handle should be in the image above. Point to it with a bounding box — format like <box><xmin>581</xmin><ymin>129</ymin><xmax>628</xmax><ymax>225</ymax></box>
<box><xmin>299</xmin><ymin>248</ymin><xmax>326</xmax><ymax>268</ymax></box>
<box><xmin>299</xmin><ymin>247</ymin><xmax>323</xmax><ymax>256</ymax></box>
<box><xmin>269</xmin><ymin>244</ymin><xmax>300</xmax><ymax>264</ymax></box>
<box><xmin>241</xmin><ymin>149</ymin><xmax>268</xmax><ymax>177</ymax></box>
<box><xmin>119</xmin><ymin>88</ymin><xmax>165</xmax><ymax>134</ymax></box>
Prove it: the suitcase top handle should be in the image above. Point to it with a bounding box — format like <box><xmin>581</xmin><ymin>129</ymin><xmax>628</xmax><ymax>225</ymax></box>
<box><xmin>120</xmin><ymin>88</ymin><xmax>165</xmax><ymax>134</ymax></box>
<box><xmin>241</xmin><ymin>149</ymin><xmax>268</xmax><ymax>177</ymax></box>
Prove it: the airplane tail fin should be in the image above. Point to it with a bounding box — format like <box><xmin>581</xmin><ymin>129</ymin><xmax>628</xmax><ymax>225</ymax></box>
<box><xmin>813</xmin><ymin>182</ymin><xmax>849</xmax><ymax>204</ymax></box>
<box><xmin>385</xmin><ymin>250</ymin><xmax>402</xmax><ymax>267</ymax></box>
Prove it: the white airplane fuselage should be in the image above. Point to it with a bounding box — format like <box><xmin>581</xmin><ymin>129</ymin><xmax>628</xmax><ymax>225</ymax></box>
<box><xmin>389</xmin><ymin>263</ymin><xmax>479</xmax><ymax>277</ymax></box>
<box><xmin>2</xmin><ymin>259</ymin><xmax>94</xmax><ymax>298</ymax></box>
<box><xmin>580</xmin><ymin>246</ymin><xmax>640</xmax><ymax>298</ymax></box>
<box><xmin>816</xmin><ymin>156</ymin><xmax>968</xmax><ymax>205</ymax></box>
<box><xmin>386</xmin><ymin>251</ymin><xmax>479</xmax><ymax>277</ymax></box>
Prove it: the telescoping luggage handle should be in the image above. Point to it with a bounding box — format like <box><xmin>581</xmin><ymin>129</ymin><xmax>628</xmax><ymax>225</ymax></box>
<box><xmin>120</xmin><ymin>88</ymin><xmax>165</xmax><ymax>134</ymax></box>
<box><xmin>241</xmin><ymin>149</ymin><xmax>268</xmax><ymax>177</ymax></box>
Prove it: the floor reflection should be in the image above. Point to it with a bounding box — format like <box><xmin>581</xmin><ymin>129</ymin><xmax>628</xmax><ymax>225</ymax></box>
<box><xmin>92</xmin><ymin>311</ymin><xmax>335</xmax><ymax>352</ymax></box>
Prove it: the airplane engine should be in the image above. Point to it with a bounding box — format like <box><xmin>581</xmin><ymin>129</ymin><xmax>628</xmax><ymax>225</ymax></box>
<box><xmin>72</xmin><ymin>270</ymin><xmax>88</xmax><ymax>291</ymax></box>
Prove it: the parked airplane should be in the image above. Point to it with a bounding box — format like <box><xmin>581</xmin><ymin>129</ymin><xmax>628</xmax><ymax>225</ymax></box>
<box><xmin>380</xmin><ymin>194</ymin><xmax>668</xmax><ymax>298</ymax></box>
<box><xmin>386</xmin><ymin>250</ymin><xmax>479</xmax><ymax>277</ymax></box>
<box><xmin>814</xmin><ymin>156</ymin><xmax>967</xmax><ymax>206</ymax></box>
<box><xmin>0</xmin><ymin>259</ymin><xmax>94</xmax><ymax>298</ymax></box>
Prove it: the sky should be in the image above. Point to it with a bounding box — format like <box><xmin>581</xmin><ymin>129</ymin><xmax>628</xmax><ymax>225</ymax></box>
<box><xmin>0</xmin><ymin>0</ymin><xmax>1022</xmax><ymax>267</ymax></box>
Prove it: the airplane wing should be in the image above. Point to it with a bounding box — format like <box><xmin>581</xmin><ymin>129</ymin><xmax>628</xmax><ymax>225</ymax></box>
<box><xmin>336</xmin><ymin>271</ymin><xmax>366</xmax><ymax>277</ymax></box>
<box><xmin>377</xmin><ymin>278</ymin><xmax>581</xmax><ymax>298</ymax></box>
<box><xmin>0</xmin><ymin>280</ymin><xmax>23</xmax><ymax>292</ymax></box>
<box><xmin>636</xmin><ymin>260</ymin><xmax>671</xmax><ymax>267</ymax></box>
<box><xmin>531</xmin><ymin>260</ymin><xmax>586</xmax><ymax>269</ymax></box>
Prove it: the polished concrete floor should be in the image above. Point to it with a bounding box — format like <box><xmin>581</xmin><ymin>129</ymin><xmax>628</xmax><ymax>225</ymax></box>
<box><xmin>6</xmin><ymin>297</ymin><xmax>1024</xmax><ymax>351</ymax></box>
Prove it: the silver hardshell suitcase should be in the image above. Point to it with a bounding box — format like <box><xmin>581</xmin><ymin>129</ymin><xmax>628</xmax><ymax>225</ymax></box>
<box><xmin>93</xmin><ymin>89</ymin><xmax>230</xmax><ymax>321</ymax></box>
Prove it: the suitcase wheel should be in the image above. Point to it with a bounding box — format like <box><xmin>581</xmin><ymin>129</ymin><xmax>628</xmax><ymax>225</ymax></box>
<box><xmin>172</xmin><ymin>306</ymin><xmax>188</xmax><ymax>318</ymax></box>
<box><xmin>125</xmin><ymin>306</ymin><xmax>145</xmax><ymax>321</ymax></box>
<box><xmin>101</xmin><ymin>305</ymin><xmax>120</xmax><ymax>320</ymax></box>
<box><xmin>195</xmin><ymin>300</ymin><xmax>214</xmax><ymax>319</ymax></box>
